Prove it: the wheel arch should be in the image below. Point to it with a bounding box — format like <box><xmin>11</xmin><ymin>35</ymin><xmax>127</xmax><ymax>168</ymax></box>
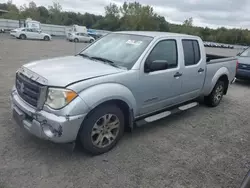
<box><xmin>76</xmin><ymin>83</ymin><xmax>137</xmax><ymax>134</ymax></box>
<box><xmin>208</xmin><ymin>67</ymin><xmax>230</xmax><ymax>95</ymax></box>
<box><xmin>76</xmin><ymin>98</ymin><xmax>134</xmax><ymax>143</ymax></box>
<box><xmin>218</xmin><ymin>74</ymin><xmax>229</xmax><ymax>94</ymax></box>
<box><xmin>84</xmin><ymin>99</ymin><xmax>134</xmax><ymax>132</ymax></box>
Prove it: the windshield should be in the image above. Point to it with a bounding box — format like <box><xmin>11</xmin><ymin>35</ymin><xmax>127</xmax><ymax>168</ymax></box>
<box><xmin>239</xmin><ymin>47</ymin><xmax>250</xmax><ymax>56</ymax></box>
<box><xmin>79</xmin><ymin>33</ymin><xmax>153</xmax><ymax>69</ymax></box>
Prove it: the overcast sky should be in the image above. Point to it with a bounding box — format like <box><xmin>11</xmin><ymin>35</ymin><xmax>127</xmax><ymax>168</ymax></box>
<box><xmin>4</xmin><ymin>0</ymin><xmax>250</xmax><ymax>29</ymax></box>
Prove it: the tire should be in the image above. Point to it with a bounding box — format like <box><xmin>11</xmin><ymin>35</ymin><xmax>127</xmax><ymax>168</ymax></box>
<box><xmin>79</xmin><ymin>104</ymin><xmax>125</xmax><ymax>155</ymax></box>
<box><xmin>44</xmin><ymin>36</ymin><xmax>50</xmax><ymax>41</ymax></box>
<box><xmin>90</xmin><ymin>39</ymin><xmax>94</xmax><ymax>43</ymax></box>
<box><xmin>204</xmin><ymin>80</ymin><xmax>225</xmax><ymax>107</ymax></box>
<box><xmin>74</xmin><ymin>38</ymin><xmax>79</xmax><ymax>43</ymax></box>
<box><xmin>19</xmin><ymin>34</ymin><xmax>26</xmax><ymax>40</ymax></box>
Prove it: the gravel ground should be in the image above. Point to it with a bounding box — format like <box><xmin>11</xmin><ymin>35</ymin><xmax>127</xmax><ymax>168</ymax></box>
<box><xmin>0</xmin><ymin>36</ymin><xmax>250</xmax><ymax>188</ymax></box>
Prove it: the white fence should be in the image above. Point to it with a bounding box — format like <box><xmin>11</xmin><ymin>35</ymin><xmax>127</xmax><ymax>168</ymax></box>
<box><xmin>0</xmin><ymin>19</ymin><xmax>110</xmax><ymax>36</ymax></box>
<box><xmin>0</xmin><ymin>19</ymin><xmax>68</xmax><ymax>36</ymax></box>
<box><xmin>0</xmin><ymin>19</ymin><xmax>18</xmax><ymax>30</ymax></box>
<box><xmin>0</xmin><ymin>19</ymin><xmax>67</xmax><ymax>35</ymax></box>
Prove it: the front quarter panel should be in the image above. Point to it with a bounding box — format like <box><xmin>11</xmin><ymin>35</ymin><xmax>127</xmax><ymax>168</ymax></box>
<box><xmin>77</xmin><ymin>83</ymin><xmax>137</xmax><ymax>115</ymax></box>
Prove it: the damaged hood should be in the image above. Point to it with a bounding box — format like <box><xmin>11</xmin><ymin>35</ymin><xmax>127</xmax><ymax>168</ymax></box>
<box><xmin>21</xmin><ymin>56</ymin><xmax>125</xmax><ymax>87</ymax></box>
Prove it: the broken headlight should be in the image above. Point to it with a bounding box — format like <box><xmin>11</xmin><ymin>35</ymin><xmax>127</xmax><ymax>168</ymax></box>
<box><xmin>45</xmin><ymin>88</ymin><xmax>77</xmax><ymax>109</ymax></box>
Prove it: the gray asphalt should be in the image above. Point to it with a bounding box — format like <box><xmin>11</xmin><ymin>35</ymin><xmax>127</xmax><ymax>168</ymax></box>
<box><xmin>0</xmin><ymin>36</ymin><xmax>249</xmax><ymax>188</ymax></box>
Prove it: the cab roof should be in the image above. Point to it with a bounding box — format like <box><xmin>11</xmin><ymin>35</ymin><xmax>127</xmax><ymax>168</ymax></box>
<box><xmin>114</xmin><ymin>31</ymin><xmax>198</xmax><ymax>39</ymax></box>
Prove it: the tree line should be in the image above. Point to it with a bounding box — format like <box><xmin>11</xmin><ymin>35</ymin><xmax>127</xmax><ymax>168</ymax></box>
<box><xmin>1</xmin><ymin>0</ymin><xmax>250</xmax><ymax>45</ymax></box>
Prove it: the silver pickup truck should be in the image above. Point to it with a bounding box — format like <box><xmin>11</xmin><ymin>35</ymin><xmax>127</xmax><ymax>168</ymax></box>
<box><xmin>11</xmin><ymin>31</ymin><xmax>237</xmax><ymax>155</ymax></box>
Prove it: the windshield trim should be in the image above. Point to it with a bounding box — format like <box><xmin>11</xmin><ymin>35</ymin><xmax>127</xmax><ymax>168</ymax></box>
<box><xmin>78</xmin><ymin>33</ymin><xmax>154</xmax><ymax>70</ymax></box>
<box><xmin>78</xmin><ymin>33</ymin><xmax>154</xmax><ymax>55</ymax></box>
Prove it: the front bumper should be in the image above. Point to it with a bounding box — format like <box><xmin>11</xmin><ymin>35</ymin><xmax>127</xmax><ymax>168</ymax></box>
<box><xmin>10</xmin><ymin>89</ymin><xmax>87</xmax><ymax>143</ymax></box>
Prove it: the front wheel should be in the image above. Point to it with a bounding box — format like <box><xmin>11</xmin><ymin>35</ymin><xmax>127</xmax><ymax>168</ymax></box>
<box><xmin>89</xmin><ymin>39</ymin><xmax>94</xmax><ymax>43</ymax></box>
<box><xmin>204</xmin><ymin>80</ymin><xmax>225</xmax><ymax>107</ymax></box>
<box><xmin>79</xmin><ymin>104</ymin><xmax>125</xmax><ymax>155</ymax></box>
<box><xmin>74</xmin><ymin>38</ymin><xmax>79</xmax><ymax>43</ymax></box>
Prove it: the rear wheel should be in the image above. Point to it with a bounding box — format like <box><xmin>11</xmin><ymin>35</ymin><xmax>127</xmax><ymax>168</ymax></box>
<box><xmin>44</xmin><ymin>36</ymin><xmax>50</xmax><ymax>41</ymax></box>
<box><xmin>74</xmin><ymin>38</ymin><xmax>79</xmax><ymax>43</ymax></box>
<box><xmin>19</xmin><ymin>34</ymin><xmax>26</xmax><ymax>40</ymax></box>
<box><xmin>204</xmin><ymin>80</ymin><xmax>225</xmax><ymax>107</ymax></box>
<box><xmin>79</xmin><ymin>104</ymin><xmax>125</xmax><ymax>155</ymax></box>
<box><xmin>90</xmin><ymin>39</ymin><xmax>94</xmax><ymax>43</ymax></box>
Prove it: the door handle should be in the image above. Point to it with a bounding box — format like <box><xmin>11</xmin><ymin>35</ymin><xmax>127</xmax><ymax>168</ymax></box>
<box><xmin>198</xmin><ymin>68</ymin><xmax>204</xmax><ymax>73</ymax></box>
<box><xmin>174</xmin><ymin>72</ymin><xmax>182</xmax><ymax>78</ymax></box>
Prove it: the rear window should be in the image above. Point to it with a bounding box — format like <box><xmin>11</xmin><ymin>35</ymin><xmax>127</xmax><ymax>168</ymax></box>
<box><xmin>182</xmin><ymin>39</ymin><xmax>201</xmax><ymax>66</ymax></box>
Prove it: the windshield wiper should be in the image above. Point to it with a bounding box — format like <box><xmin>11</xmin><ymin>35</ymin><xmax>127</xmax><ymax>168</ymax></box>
<box><xmin>78</xmin><ymin>54</ymin><xmax>126</xmax><ymax>69</ymax></box>
<box><xmin>91</xmin><ymin>56</ymin><xmax>122</xmax><ymax>68</ymax></box>
<box><xmin>77</xmin><ymin>53</ymin><xmax>92</xmax><ymax>59</ymax></box>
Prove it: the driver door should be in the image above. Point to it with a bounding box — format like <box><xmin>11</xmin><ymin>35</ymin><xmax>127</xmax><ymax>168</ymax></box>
<box><xmin>81</xmin><ymin>33</ymin><xmax>90</xmax><ymax>42</ymax></box>
<box><xmin>138</xmin><ymin>39</ymin><xmax>182</xmax><ymax>115</ymax></box>
<box><xmin>25</xmin><ymin>28</ymin><xmax>35</xmax><ymax>39</ymax></box>
<box><xmin>31</xmin><ymin>28</ymin><xmax>41</xmax><ymax>39</ymax></box>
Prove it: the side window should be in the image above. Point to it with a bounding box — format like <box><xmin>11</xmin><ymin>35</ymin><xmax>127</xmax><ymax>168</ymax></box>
<box><xmin>31</xmin><ymin>28</ymin><xmax>38</xmax><ymax>32</ymax></box>
<box><xmin>182</xmin><ymin>39</ymin><xmax>201</xmax><ymax>66</ymax></box>
<box><xmin>146</xmin><ymin>40</ymin><xmax>178</xmax><ymax>70</ymax></box>
<box><xmin>76</xmin><ymin>33</ymin><xmax>79</xmax><ymax>36</ymax></box>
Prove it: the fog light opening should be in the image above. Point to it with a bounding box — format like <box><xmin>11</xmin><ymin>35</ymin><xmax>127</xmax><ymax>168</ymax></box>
<box><xmin>43</xmin><ymin>125</ymin><xmax>55</xmax><ymax>138</ymax></box>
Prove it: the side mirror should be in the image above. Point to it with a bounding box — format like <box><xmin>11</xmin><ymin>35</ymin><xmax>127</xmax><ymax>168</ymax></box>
<box><xmin>145</xmin><ymin>60</ymin><xmax>168</xmax><ymax>73</ymax></box>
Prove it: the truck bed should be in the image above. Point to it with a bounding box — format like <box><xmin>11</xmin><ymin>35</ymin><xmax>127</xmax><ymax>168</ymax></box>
<box><xmin>206</xmin><ymin>54</ymin><xmax>232</xmax><ymax>63</ymax></box>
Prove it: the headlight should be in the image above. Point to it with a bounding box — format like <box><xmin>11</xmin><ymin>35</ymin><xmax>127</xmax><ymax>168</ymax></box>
<box><xmin>45</xmin><ymin>88</ymin><xmax>77</xmax><ymax>109</ymax></box>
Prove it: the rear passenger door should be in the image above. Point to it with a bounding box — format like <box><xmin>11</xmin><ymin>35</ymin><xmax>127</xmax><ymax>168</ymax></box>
<box><xmin>30</xmin><ymin>28</ymin><xmax>41</xmax><ymax>39</ymax></box>
<box><xmin>25</xmin><ymin>29</ymin><xmax>35</xmax><ymax>39</ymax></box>
<box><xmin>180</xmin><ymin>39</ymin><xmax>206</xmax><ymax>102</ymax></box>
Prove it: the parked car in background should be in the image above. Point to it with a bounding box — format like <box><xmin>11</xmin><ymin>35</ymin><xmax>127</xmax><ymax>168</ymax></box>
<box><xmin>12</xmin><ymin>28</ymin><xmax>51</xmax><ymax>41</ymax></box>
<box><xmin>11</xmin><ymin>31</ymin><xmax>237</xmax><ymax>155</ymax></box>
<box><xmin>204</xmin><ymin>41</ymin><xmax>234</xmax><ymax>49</ymax></box>
<box><xmin>236</xmin><ymin>46</ymin><xmax>250</xmax><ymax>80</ymax></box>
<box><xmin>68</xmin><ymin>32</ymin><xmax>95</xmax><ymax>43</ymax></box>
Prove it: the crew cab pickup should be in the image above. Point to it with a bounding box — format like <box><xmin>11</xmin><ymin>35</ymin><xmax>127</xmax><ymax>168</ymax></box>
<box><xmin>10</xmin><ymin>31</ymin><xmax>237</xmax><ymax>155</ymax></box>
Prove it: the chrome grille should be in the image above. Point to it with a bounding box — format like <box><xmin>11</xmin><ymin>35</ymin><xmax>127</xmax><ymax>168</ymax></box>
<box><xmin>16</xmin><ymin>73</ymin><xmax>42</xmax><ymax>107</ymax></box>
